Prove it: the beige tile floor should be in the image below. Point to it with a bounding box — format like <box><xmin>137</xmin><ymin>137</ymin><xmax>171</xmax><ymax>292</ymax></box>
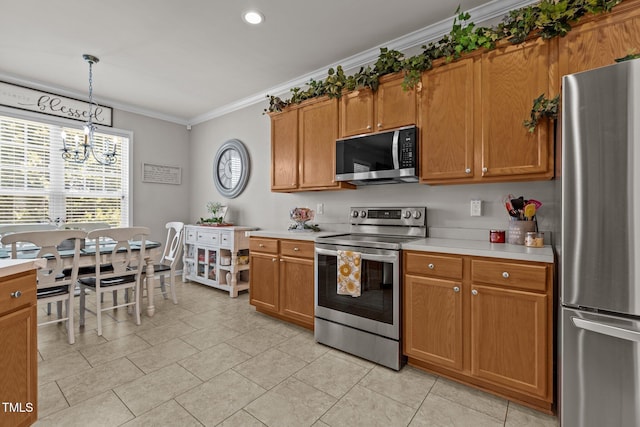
<box><xmin>34</xmin><ymin>280</ymin><xmax>559</xmax><ymax>427</ymax></box>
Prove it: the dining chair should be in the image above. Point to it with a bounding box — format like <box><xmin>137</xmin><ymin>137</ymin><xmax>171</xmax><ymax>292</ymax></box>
<box><xmin>78</xmin><ymin>227</ymin><xmax>150</xmax><ymax>336</ymax></box>
<box><xmin>64</xmin><ymin>222</ymin><xmax>111</xmax><ymax>232</ymax></box>
<box><xmin>145</xmin><ymin>221</ymin><xmax>184</xmax><ymax>304</ymax></box>
<box><xmin>1</xmin><ymin>229</ymin><xmax>86</xmax><ymax>344</ymax></box>
<box><xmin>63</xmin><ymin>222</ymin><xmax>118</xmax><ymax>302</ymax></box>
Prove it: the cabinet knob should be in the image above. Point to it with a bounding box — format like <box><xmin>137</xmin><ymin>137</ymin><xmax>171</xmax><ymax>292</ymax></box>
<box><xmin>453</xmin><ymin>286</ymin><xmax>460</xmax><ymax>293</ymax></box>
<box><xmin>428</xmin><ymin>263</ymin><xmax>435</xmax><ymax>270</ymax></box>
<box><xmin>502</xmin><ymin>271</ymin><xmax>510</xmax><ymax>279</ymax></box>
<box><xmin>293</xmin><ymin>247</ymin><xmax>300</xmax><ymax>251</ymax></box>
<box><xmin>377</xmin><ymin>123</ymin><xmax>382</xmax><ymax>128</ymax></box>
<box><xmin>280</xmin><ymin>259</ymin><xmax>284</xmax><ymax>262</ymax></box>
<box><xmin>10</xmin><ymin>290</ymin><xmax>22</xmax><ymax>298</ymax></box>
<box><xmin>272</xmin><ymin>258</ymin><xmax>277</xmax><ymax>262</ymax></box>
<box><xmin>465</xmin><ymin>168</ymin><xmax>471</xmax><ymax>174</ymax></box>
<box><xmin>259</xmin><ymin>244</ymin><xmax>265</xmax><ymax>248</ymax></box>
<box><xmin>482</xmin><ymin>167</ymin><xmax>488</xmax><ymax>173</ymax></box>
<box><xmin>367</xmin><ymin>125</ymin><xmax>372</xmax><ymax>130</ymax></box>
<box><xmin>472</xmin><ymin>289</ymin><xmax>478</xmax><ymax>296</ymax></box>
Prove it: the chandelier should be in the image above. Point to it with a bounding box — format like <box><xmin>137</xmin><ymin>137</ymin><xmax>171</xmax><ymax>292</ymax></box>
<box><xmin>61</xmin><ymin>54</ymin><xmax>117</xmax><ymax>165</ymax></box>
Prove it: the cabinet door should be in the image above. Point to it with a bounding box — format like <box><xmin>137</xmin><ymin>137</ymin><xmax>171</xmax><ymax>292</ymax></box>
<box><xmin>340</xmin><ymin>88</ymin><xmax>374</xmax><ymax>137</ymax></box>
<box><xmin>375</xmin><ymin>74</ymin><xmax>416</xmax><ymax>131</ymax></box>
<box><xmin>480</xmin><ymin>38</ymin><xmax>554</xmax><ymax>179</ymax></box>
<box><xmin>559</xmin><ymin>4</ymin><xmax>640</xmax><ymax>77</ymax></box>
<box><xmin>0</xmin><ymin>305</ymin><xmax>37</xmax><ymax>427</ymax></box>
<box><xmin>280</xmin><ymin>255</ymin><xmax>314</xmax><ymax>328</ymax></box>
<box><xmin>299</xmin><ymin>98</ymin><xmax>339</xmax><ymax>189</ymax></box>
<box><xmin>249</xmin><ymin>252</ymin><xmax>279</xmax><ymax>312</ymax></box>
<box><xmin>404</xmin><ymin>274</ymin><xmax>463</xmax><ymax>370</ymax></box>
<box><xmin>420</xmin><ymin>58</ymin><xmax>476</xmax><ymax>182</ymax></box>
<box><xmin>470</xmin><ymin>284</ymin><xmax>549</xmax><ymax>399</ymax></box>
<box><xmin>271</xmin><ymin>109</ymin><xmax>298</xmax><ymax>191</ymax></box>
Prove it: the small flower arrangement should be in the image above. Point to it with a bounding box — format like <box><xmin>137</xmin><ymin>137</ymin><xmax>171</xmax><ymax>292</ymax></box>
<box><xmin>289</xmin><ymin>207</ymin><xmax>320</xmax><ymax>232</ymax></box>
<box><xmin>199</xmin><ymin>201</ymin><xmax>228</xmax><ymax>225</ymax></box>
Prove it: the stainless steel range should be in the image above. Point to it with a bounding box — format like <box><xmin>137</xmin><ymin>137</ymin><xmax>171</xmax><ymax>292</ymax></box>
<box><xmin>314</xmin><ymin>206</ymin><xmax>427</xmax><ymax>370</ymax></box>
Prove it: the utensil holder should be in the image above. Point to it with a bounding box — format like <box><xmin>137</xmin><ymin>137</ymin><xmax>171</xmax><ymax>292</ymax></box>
<box><xmin>508</xmin><ymin>220</ymin><xmax>536</xmax><ymax>245</ymax></box>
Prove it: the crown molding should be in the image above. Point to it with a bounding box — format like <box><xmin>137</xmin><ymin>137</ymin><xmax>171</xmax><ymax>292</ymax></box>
<box><xmin>189</xmin><ymin>0</ymin><xmax>537</xmax><ymax>125</ymax></box>
<box><xmin>2</xmin><ymin>0</ymin><xmax>538</xmax><ymax>127</ymax></box>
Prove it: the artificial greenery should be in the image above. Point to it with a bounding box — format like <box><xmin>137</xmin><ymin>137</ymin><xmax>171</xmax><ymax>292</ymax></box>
<box><xmin>615</xmin><ymin>52</ymin><xmax>640</xmax><ymax>62</ymax></box>
<box><xmin>524</xmin><ymin>94</ymin><xmax>560</xmax><ymax>133</ymax></box>
<box><xmin>264</xmin><ymin>0</ymin><xmax>627</xmax><ymax>114</ymax></box>
<box><xmin>199</xmin><ymin>201</ymin><xmax>226</xmax><ymax>225</ymax></box>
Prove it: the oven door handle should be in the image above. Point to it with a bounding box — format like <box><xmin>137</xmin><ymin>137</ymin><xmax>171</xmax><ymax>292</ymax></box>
<box><xmin>315</xmin><ymin>247</ymin><xmax>398</xmax><ymax>263</ymax></box>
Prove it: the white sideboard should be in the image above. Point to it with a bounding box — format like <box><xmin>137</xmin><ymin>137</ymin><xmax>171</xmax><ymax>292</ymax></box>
<box><xmin>182</xmin><ymin>225</ymin><xmax>256</xmax><ymax>297</ymax></box>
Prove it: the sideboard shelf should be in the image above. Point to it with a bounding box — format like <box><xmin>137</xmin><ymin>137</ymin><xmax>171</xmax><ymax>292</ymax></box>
<box><xmin>182</xmin><ymin>225</ymin><xmax>256</xmax><ymax>297</ymax></box>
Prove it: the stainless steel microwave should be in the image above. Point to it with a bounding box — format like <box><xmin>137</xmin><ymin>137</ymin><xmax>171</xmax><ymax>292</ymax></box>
<box><xmin>335</xmin><ymin>125</ymin><xmax>418</xmax><ymax>185</ymax></box>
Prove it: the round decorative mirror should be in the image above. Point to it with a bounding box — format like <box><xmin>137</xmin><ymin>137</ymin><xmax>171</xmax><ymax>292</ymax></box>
<box><xmin>213</xmin><ymin>139</ymin><xmax>250</xmax><ymax>198</ymax></box>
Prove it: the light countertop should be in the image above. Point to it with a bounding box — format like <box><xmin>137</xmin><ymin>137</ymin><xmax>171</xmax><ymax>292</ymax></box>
<box><xmin>403</xmin><ymin>238</ymin><xmax>554</xmax><ymax>263</ymax></box>
<box><xmin>0</xmin><ymin>258</ymin><xmax>47</xmax><ymax>279</ymax></box>
<box><xmin>249</xmin><ymin>230</ymin><xmax>338</xmax><ymax>241</ymax></box>
<box><xmin>249</xmin><ymin>230</ymin><xmax>554</xmax><ymax>263</ymax></box>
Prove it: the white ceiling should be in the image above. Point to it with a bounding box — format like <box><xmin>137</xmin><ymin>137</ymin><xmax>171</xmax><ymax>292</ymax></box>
<box><xmin>0</xmin><ymin>0</ymin><xmax>531</xmax><ymax>125</ymax></box>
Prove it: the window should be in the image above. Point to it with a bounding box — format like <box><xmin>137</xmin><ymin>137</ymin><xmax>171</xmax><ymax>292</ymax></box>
<box><xmin>0</xmin><ymin>112</ymin><xmax>130</xmax><ymax>227</ymax></box>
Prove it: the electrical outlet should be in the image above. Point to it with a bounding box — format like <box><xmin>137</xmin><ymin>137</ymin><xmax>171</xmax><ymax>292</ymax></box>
<box><xmin>470</xmin><ymin>200</ymin><xmax>482</xmax><ymax>217</ymax></box>
<box><xmin>316</xmin><ymin>203</ymin><xmax>324</xmax><ymax>215</ymax></box>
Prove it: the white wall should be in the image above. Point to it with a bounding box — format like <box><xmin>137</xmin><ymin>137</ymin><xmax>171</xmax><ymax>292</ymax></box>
<box><xmin>114</xmin><ymin>110</ymin><xmax>190</xmax><ymax>244</ymax></box>
<box><xmin>188</xmin><ymin>102</ymin><xmax>556</xmax><ymax>236</ymax></box>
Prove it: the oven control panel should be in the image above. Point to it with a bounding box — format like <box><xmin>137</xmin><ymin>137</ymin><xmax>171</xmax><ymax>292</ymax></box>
<box><xmin>349</xmin><ymin>207</ymin><xmax>426</xmax><ymax>227</ymax></box>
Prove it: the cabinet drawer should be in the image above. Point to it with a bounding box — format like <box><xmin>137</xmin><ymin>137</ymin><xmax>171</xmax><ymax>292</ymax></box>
<box><xmin>471</xmin><ymin>259</ymin><xmax>548</xmax><ymax>292</ymax></box>
<box><xmin>197</xmin><ymin>230</ymin><xmax>219</xmax><ymax>245</ymax></box>
<box><xmin>0</xmin><ymin>271</ymin><xmax>37</xmax><ymax>314</ymax></box>
<box><xmin>280</xmin><ymin>240</ymin><xmax>314</xmax><ymax>259</ymax></box>
<box><xmin>185</xmin><ymin>227</ymin><xmax>197</xmax><ymax>243</ymax></box>
<box><xmin>220</xmin><ymin>231</ymin><xmax>231</xmax><ymax>247</ymax></box>
<box><xmin>405</xmin><ymin>252</ymin><xmax>463</xmax><ymax>279</ymax></box>
<box><xmin>250</xmin><ymin>238</ymin><xmax>278</xmax><ymax>254</ymax></box>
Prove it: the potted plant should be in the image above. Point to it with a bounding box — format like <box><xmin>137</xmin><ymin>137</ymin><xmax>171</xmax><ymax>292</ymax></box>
<box><xmin>199</xmin><ymin>202</ymin><xmax>228</xmax><ymax>226</ymax></box>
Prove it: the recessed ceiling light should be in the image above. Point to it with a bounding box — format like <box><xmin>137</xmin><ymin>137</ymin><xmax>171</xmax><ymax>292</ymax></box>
<box><xmin>242</xmin><ymin>10</ymin><xmax>264</xmax><ymax>25</ymax></box>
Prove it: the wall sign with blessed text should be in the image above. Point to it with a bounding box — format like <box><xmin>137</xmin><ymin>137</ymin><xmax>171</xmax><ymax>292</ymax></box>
<box><xmin>0</xmin><ymin>81</ymin><xmax>113</xmax><ymax>127</ymax></box>
<box><xmin>142</xmin><ymin>163</ymin><xmax>182</xmax><ymax>185</ymax></box>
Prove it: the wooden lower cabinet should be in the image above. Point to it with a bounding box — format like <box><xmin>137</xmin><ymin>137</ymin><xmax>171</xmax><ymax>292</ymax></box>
<box><xmin>404</xmin><ymin>251</ymin><xmax>554</xmax><ymax>413</ymax></box>
<box><xmin>249</xmin><ymin>237</ymin><xmax>314</xmax><ymax>329</ymax></box>
<box><xmin>404</xmin><ymin>274</ymin><xmax>463</xmax><ymax>370</ymax></box>
<box><xmin>470</xmin><ymin>284</ymin><xmax>548</xmax><ymax>398</ymax></box>
<box><xmin>0</xmin><ymin>270</ymin><xmax>38</xmax><ymax>427</ymax></box>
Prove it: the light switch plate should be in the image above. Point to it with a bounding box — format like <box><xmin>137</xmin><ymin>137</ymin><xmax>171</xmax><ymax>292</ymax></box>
<box><xmin>470</xmin><ymin>200</ymin><xmax>482</xmax><ymax>216</ymax></box>
<box><xmin>316</xmin><ymin>203</ymin><xmax>324</xmax><ymax>215</ymax></box>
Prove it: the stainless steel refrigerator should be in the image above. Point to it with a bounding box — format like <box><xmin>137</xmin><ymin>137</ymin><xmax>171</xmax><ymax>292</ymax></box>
<box><xmin>559</xmin><ymin>59</ymin><xmax>640</xmax><ymax>426</ymax></box>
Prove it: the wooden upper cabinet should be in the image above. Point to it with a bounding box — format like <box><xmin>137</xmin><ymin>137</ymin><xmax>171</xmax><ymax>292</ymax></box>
<box><xmin>340</xmin><ymin>88</ymin><xmax>375</xmax><ymax>137</ymax></box>
<box><xmin>480</xmin><ymin>38</ymin><xmax>555</xmax><ymax>180</ymax></box>
<box><xmin>375</xmin><ymin>74</ymin><xmax>417</xmax><ymax>131</ymax></box>
<box><xmin>419</xmin><ymin>57</ymin><xmax>478</xmax><ymax>182</ymax></box>
<box><xmin>299</xmin><ymin>98</ymin><xmax>339</xmax><ymax>189</ymax></box>
<box><xmin>559</xmin><ymin>1</ymin><xmax>640</xmax><ymax>77</ymax></box>
<box><xmin>339</xmin><ymin>73</ymin><xmax>416</xmax><ymax>138</ymax></box>
<box><xmin>270</xmin><ymin>109</ymin><xmax>298</xmax><ymax>191</ymax></box>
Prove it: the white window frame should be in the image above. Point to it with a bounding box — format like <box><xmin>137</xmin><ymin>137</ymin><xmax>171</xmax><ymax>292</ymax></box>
<box><xmin>0</xmin><ymin>105</ymin><xmax>133</xmax><ymax>227</ymax></box>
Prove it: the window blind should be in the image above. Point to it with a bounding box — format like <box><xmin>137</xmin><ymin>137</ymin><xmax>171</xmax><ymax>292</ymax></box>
<box><xmin>0</xmin><ymin>114</ymin><xmax>130</xmax><ymax>227</ymax></box>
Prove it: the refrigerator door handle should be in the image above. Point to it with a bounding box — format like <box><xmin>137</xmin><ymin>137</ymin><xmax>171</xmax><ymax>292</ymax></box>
<box><xmin>572</xmin><ymin>317</ymin><xmax>640</xmax><ymax>343</ymax></box>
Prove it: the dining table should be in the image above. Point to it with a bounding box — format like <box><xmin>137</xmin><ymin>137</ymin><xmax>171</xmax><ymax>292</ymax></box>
<box><xmin>0</xmin><ymin>240</ymin><xmax>163</xmax><ymax>317</ymax></box>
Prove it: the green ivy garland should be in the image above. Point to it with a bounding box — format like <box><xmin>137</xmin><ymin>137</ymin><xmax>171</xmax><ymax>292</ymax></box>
<box><xmin>264</xmin><ymin>0</ymin><xmax>626</xmax><ymax>115</ymax></box>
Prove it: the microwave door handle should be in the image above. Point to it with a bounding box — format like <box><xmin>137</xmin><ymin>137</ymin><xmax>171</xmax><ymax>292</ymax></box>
<box><xmin>392</xmin><ymin>130</ymin><xmax>400</xmax><ymax>169</ymax></box>
<box><xmin>315</xmin><ymin>247</ymin><xmax>398</xmax><ymax>263</ymax></box>
<box><xmin>572</xmin><ymin>317</ymin><xmax>640</xmax><ymax>343</ymax></box>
